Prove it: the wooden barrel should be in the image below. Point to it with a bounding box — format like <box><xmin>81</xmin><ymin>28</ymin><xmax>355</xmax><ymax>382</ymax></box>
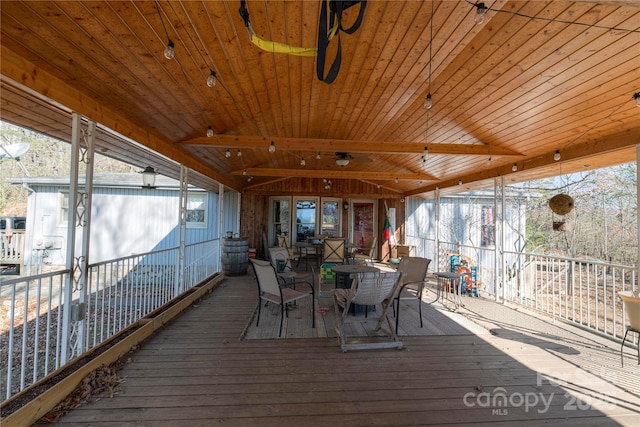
<box><xmin>222</xmin><ymin>238</ymin><xmax>249</xmax><ymax>276</ymax></box>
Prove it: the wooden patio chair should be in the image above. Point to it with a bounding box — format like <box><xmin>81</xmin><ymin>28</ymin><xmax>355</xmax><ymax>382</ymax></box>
<box><xmin>353</xmin><ymin>236</ymin><xmax>377</xmax><ymax>262</ymax></box>
<box><xmin>250</xmin><ymin>258</ymin><xmax>315</xmax><ymax>338</ymax></box>
<box><xmin>619</xmin><ymin>290</ymin><xmax>640</xmax><ymax>367</ymax></box>
<box><xmin>333</xmin><ymin>270</ymin><xmax>403</xmax><ymax>352</ymax></box>
<box><xmin>393</xmin><ymin>257</ymin><xmax>431</xmax><ymax>334</ymax></box>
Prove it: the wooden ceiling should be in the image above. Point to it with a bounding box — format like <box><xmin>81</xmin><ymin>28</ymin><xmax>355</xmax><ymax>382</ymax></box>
<box><xmin>1</xmin><ymin>0</ymin><xmax>639</xmax><ymax>195</ymax></box>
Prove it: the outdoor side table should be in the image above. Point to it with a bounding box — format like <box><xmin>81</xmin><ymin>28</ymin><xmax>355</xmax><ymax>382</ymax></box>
<box><xmin>434</xmin><ymin>271</ymin><xmax>465</xmax><ymax>310</ymax></box>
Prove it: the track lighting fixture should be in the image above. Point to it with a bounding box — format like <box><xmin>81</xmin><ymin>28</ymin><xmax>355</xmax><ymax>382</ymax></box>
<box><xmin>164</xmin><ymin>40</ymin><xmax>175</xmax><ymax>60</ymax></box>
<box><xmin>474</xmin><ymin>3</ymin><xmax>487</xmax><ymax>24</ymax></box>
<box><xmin>207</xmin><ymin>70</ymin><xmax>217</xmax><ymax>87</ymax></box>
<box><xmin>554</xmin><ymin>150</ymin><xmax>561</xmax><ymax>161</ymax></box>
<box><xmin>237</xmin><ymin>149</ymin><xmax>242</xmax><ymax>157</ymax></box>
<box><xmin>225</xmin><ymin>149</ymin><xmax>231</xmax><ymax>158</ymax></box>
<box><xmin>269</xmin><ymin>141</ymin><xmax>276</xmax><ymax>153</ymax></box>
<box><xmin>634</xmin><ymin>92</ymin><xmax>640</xmax><ymax>107</ymax></box>
<box><xmin>207</xmin><ymin>125</ymin><xmax>213</xmax><ymax>137</ymax></box>
<box><xmin>424</xmin><ymin>93</ymin><xmax>432</xmax><ymax>110</ymax></box>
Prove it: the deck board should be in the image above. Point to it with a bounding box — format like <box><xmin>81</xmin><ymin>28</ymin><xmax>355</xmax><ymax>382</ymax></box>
<box><xmin>48</xmin><ymin>274</ymin><xmax>640</xmax><ymax>426</ymax></box>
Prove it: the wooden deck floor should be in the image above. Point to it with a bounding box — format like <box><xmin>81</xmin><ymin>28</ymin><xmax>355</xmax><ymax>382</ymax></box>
<box><xmin>50</xmin><ymin>273</ymin><xmax>640</xmax><ymax>426</ymax></box>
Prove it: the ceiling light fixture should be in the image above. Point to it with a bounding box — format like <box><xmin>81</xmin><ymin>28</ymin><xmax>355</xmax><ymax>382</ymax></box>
<box><xmin>300</xmin><ymin>157</ymin><xmax>306</xmax><ymax>166</ymax></box>
<box><xmin>458</xmin><ymin>179</ymin><xmax>462</xmax><ymax>185</ymax></box>
<box><xmin>554</xmin><ymin>150</ymin><xmax>561</xmax><ymax>161</ymax></box>
<box><xmin>164</xmin><ymin>40</ymin><xmax>175</xmax><ymax>60</ymax></box>
<box><xmin>474</xmin><ymin>2</ymin><xmax>487</xmax><ymax>24</ymax></box>
<box><xmin>242</xmin><ymin>169</ymin><xmax>247</xmax><ymax>175</ymax></box>
<box><xmin>316</xmin><ymin>152</ymin><xmax>321</xmax><ymax>160</ymax></box>
<box><xmin>269</xmin><ymin>141</ymin><xmax>276</xmax><ymax>153</ymax></box>
<box><xmin>336</xmin><ymin>158</ymin><xmax>349</xmax><ymax>167</ymax></box>
<box><xmin>207</xmin><ymin>125</ymin><xmax>213</xmax><ymax>137</ymax></box>
<box><xmin>424</xmin><ymin>93</ymin><xmax>432</xmax><ymax>110</ymax></box>
<box><xmin>225</xmin><ymin>149</ymin><xmax>231</xmax><ymax>158</ymax></box>
<box><xmin>512</xmin><ymin>163</ymin><xmax>518</xmax><ymax>172</ymax></box>
<box><xmin>206</xmin><ymin>70</ymin><xmax>217</xmax><ymax>87</ymax></box>
<box><xmin>237</xmin><ymin>149</ymin><xmax>242</xmax><ymax>157</ymax></box>
<box><xmin>395</xmin><ymin>177</ymin><xmax>399</xmax><ymax>184</ymax></box>
<box><xmin>634</xmin><ymin>92</ymin><xmax>640</xmax><ymax>107</ymax></box>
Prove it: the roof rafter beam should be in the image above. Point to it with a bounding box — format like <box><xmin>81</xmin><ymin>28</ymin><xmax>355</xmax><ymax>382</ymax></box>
<box><xmin>183</xmin><ymin>135</ymin><xmax>523</xmax><ymax>156</ymax></box>
<box><xmin>232</xmin><ymin>168</ymin><xmax>437</xmax><ymax>181</ymax></box>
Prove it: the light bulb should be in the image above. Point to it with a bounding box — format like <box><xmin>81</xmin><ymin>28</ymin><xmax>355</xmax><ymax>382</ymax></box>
<box><xmin>316</xmin><ymin>152</ymin><xmax>321</xmax><ymax>160</ymax></box>
<box><xmin>554</xmin><ymin>150</ymin><xmax>561</xmax><ymax>161</ymax></box>
<box><xmin>225</xmin><ymin>149</ymin><xmax>231</xmax><ymax>158</ymax></box>
<box><xmin>423</xmin><ymin>146</ymin><xmax>428</xmax><ymax>157</ymax></box>
<box><xmin>634</xmin><ymin>92</ymin><xmax>640</xmax><ymax>107</ymax></box>
<box><xmin>243</xmin><ymin>169</ymin><xmax>247</xmax><ymax>175</ymax></box>
<box><xmin>164</xmin><ymin>40</ymin><xmax>175</xmax><ymax>60</ymax></box>
<box><xmin>512</xmin><ymin>163</ymin><xmax>518</xmax><ymax>172</ymax></box>
<box><xmin>237</xmin><ymin>149</ymin><xmax>242</xmax><ymax>157</ymax></box>
<box><xmin>474</xmin><ymin>3</ymin><xmax>487</xmax><ymax>25</ymax></box>
<box><xmin>269</xmin><ymin>141</ymin><xmax>275</xmax><ymax>153</ymax></box>
<box><xmin>207</xmin><ymin>125</ymin><xmax>213</xmax><ymax>137</ymax></box>
<box><xmin>300</xmin><ymin>157</ymin><xmax>306</xmax><ymax>166</ymax></box>
<box><xmin>395</xmin><ymin>177</ymin><xmax>399</xmax><ymax>184</ymax></box>
<box><xmin>424</xmin><ymin>93</ymin><xmax>432</xmax><ymax>110</ymax></box>
<box><xmin>458</xmin><ymin>179</ymin><xmax>462</xmax><ymax>185</ymax></box>
<box><xmin>206</xmin><ymin>70</ymin><xmax>217</xmax><ymax>87</ymax></box>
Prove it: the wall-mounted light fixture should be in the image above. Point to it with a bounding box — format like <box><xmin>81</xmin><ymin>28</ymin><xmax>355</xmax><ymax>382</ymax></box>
<box><xmin>140</xmin><ymin>166</ymin><xmax>157</xmax><ymax>189</ymax></box>
<box><xmin>343</xmin><ymin>202</ymin><xmax>349</xmax><ymax>211</ymax></box>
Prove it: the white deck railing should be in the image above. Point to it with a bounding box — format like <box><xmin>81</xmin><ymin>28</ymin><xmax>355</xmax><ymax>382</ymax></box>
<box><xmin>408</xmin><ymin>235</ymin><xmax>639</xmax><ymax>346</ymax></box>
<box><xmin>1</xmin><ymin>238</ymin><xmax>220</xmax><ymax>401</ymax></box>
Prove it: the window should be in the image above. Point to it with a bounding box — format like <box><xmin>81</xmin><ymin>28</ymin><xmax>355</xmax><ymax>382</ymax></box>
<box><xmin>186</xmin><ymin>192</ymin><xmax>207</xmax><ymax>228</ymax></box>
<box><xmin>321</xmin><ymin>198</ymin><xmax>341</xmax><ymax>237</ymax></box>
<box><xmin>295</xmin><ymin>198</ymin><xmax>318</xmax><ymax>243</ymax></box>
<box><xmin>269</xmin><ymin>197</ymin><xmax>290</xmax><ymax>246</ymax></box>
<box><xmin>58</xmin><ymin>191</ymin><xmax>69</xmax><ymax>227</ymax></box>
<box><xmin>481</xmin><ymin>205</ymin><xmax>495</xmax><ymax>247</ymax></box>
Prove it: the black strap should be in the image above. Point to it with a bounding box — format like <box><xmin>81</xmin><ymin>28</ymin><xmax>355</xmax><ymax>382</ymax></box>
<box><xmin>316</xmin><ymin>0</ymin><xmax>367</xmax><ymax>84</ymax></box>
<box><xmin>239</xmin><ymin>0</ymin><xmax>250</xmax><ymax>28</ymax></box>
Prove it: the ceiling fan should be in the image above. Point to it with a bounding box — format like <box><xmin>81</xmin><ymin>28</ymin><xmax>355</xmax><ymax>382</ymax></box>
<box><xmin>334</xmin><ymin>152</ymin><xmax>354</xmax><ymax>166</ymax></box>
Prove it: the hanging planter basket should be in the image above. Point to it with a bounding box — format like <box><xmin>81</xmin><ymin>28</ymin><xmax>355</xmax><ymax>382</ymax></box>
<box><xmin>548</xmin><ymin>194</ymin><xmax>574</xmax><ymax>216</ymax></box>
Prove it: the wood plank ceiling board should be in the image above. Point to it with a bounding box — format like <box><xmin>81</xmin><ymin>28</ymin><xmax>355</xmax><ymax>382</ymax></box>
<box><xmin>0</xmin><ymin>0</ymin><xmax>637</xmax><ymax>196</ymax></box>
